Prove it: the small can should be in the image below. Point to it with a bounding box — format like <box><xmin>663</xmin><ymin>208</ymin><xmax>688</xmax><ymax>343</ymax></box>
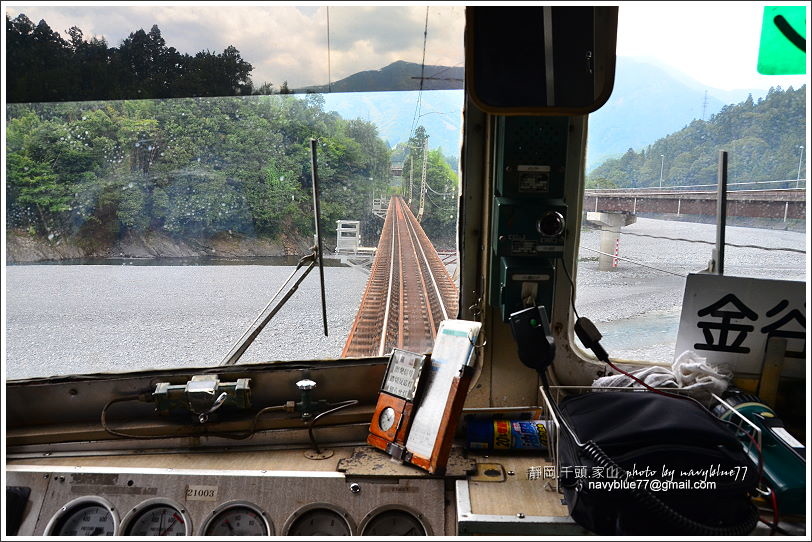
<box><xmin>466</xmin><ymin>418</ymin><xmax>549</xmax><ymax>451</ymax></box>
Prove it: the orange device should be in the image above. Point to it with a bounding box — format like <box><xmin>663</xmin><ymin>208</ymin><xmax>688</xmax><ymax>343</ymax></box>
<box><xmin>367</xmin><ymin>349</ymin><xmax>428</xmax><ymax>458</ymax></box>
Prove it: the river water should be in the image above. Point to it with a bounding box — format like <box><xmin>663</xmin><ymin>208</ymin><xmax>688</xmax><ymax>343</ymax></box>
<box><xmin>5</xmin><ymin>218</ymin><xmax>806</xmax><ymax>380</ymax></box>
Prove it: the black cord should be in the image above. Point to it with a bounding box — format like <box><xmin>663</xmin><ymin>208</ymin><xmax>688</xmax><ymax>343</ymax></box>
<box><xmin>557</xmin><ymin>256</ymin><xmax>580</xmax><ymax>320</ymax></box>
<box><xmin>548</xmin><ymin>257</ymin><xmax>763</xmax><ymax>535</ymax></box>
<box><xmin>758</xmin><ymin>518</ymin><xmax>789</xmax><ymax>536</ymax></box>
<box><xmin>307</xmin><ymin>399</ymin><xmax>359</xmax><ymax>454</ymax></box>
<box><xmin>101</xmin><ymin>396</ymin><xmax>287</xmax><ymax>441</ymax></box>
<box><xmin>101</xmin><ymin>396</ymin><xmax>187</xmax><ymax>440</ymax></box>
<box><xmin>579</xmin><ymin>439</ymin><xmax>759</xmax><ymax>536</ymax></box>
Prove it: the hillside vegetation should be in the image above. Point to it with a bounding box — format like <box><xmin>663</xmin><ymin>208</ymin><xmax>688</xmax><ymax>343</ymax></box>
<box><xmin>588</xmin><ymin>85</ymin><xmax>806</xmax><ymax>188</ymax></box>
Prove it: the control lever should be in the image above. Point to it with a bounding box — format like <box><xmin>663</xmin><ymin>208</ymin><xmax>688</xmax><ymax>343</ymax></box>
<box><xmin>508</xmin><ymin>305</ymin><xmax>555</xmax><ymax>373</ymax></box>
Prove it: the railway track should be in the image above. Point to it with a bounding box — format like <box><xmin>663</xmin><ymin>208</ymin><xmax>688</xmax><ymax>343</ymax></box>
<box><xmin>341</xmin><ymin>196</ymin><xmax>459</xmax><ymax>357</ymax></box>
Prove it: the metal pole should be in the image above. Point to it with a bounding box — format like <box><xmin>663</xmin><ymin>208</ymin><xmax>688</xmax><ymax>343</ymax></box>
<box><xmin>220</xmin><ymin>258</ymin><xmax>316</xmax><ymax>365</ymax></box>
<box><xmin>659</xmin><ymin>154</ymin><xmax>664</xmax><ymax>188</ymax></box>
<box><xmin>715</xmin><ymin>150</ymin><xmax>728</xmax><ymax>275</ymax></box>
<box><xmin>310</xmin><ymin>139</ymin><xmax>329</xmax><ymax>336</ymax></box>
<box><xmin>797</xmin><ymin>145</ymin><xmax>804</xmax><ymax>188</ymax></box>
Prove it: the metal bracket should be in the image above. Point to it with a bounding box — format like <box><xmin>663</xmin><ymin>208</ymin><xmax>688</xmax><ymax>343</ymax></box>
<box><xmin>152</xmin><ymin>375</ymin><xmax>251</xmax><ymax>420</ymax></box>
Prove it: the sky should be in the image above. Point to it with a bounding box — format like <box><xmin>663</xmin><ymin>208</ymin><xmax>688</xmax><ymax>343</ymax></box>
<box><xmin>3</xmin><ymin>2</ymin><xmax>808</xmax><ymax>93</ymax></box>
<box><xmin>3</xmin><ymin>3</ymin><xmax>466</xmax><ymax>90</ymax></box>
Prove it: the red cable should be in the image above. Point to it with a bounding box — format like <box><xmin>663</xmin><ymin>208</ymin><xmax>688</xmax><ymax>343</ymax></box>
<box><xmin>603</xmin><ymin>358</ymin><xmax>688</xmax><ymax>401</ymax></box>
<box><xmin>769</xmin><ymin>488</ymin><xmax>780</xmax><ymax>534</ymax></box>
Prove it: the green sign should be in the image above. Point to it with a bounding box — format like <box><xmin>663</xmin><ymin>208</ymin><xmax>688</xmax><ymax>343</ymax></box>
<box><xmin>757</xmin><ymin>6</ymin><xmax>806</xmax><ymax>75</ymax></box>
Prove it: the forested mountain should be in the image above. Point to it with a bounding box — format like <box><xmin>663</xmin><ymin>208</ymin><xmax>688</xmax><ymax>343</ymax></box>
<box><xmin>587</xmin><ymin>58</ymin><xmax>729</xmax><ymax>171</ymax></box>
<box><xmin>296</xmin><ymin>61</ymin><xmax>464</xmax><ymax>93</ymax></box>
<box><xmin>588</xmin><ymin>85</ymin><xmax>806</xmax><ymax>188</ymax></box>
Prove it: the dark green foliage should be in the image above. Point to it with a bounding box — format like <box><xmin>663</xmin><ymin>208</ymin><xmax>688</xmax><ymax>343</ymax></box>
<box><xmin>401</xmin><ymin>126</ymin><xmax>459</xmax><ymax>247</ymax></box>
<box><xmin>6</xmin><ymin>95</ymin><xmax>394</xmax><ymax>249</ymax></box>
<box><xmin>587</xmin><ymin>86</ymin><xmax>806</xmax><ymax>188</ymax></box>
<box><xmin>5</xmin><ymin>15</ymin><xmax>256</xmax><ymax>102</ymax></box>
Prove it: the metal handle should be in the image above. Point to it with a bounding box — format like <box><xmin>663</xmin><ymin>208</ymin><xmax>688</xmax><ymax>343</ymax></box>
<box><xmin>197</xmin><ymin>392</ymin><xmax>228</xmax><ymax>424</ymax></box>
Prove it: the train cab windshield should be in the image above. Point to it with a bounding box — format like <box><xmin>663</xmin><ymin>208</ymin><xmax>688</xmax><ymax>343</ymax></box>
<box><xmin>5</xmin><ymin>5</ymin><xmax>466</xmax><ymax>378</ymax></box>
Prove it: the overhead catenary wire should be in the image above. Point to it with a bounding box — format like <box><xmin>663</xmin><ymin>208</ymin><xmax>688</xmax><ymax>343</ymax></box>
<box><xmin>424</xmin><ymin>177</ymin><xmax>456</xmax><ymax>196</ymax></box>
<box><xmin>424</xmin><ymin>190</ymin><xmax>455</xmax><ymax>211</ymax></box>
<box><xmin>326</xmin><ymin>7</ymin><xmax>332</xmax><ymax>93</ymax></box>
<box><xmin>407</xmin><ymin>7</ymin><xmax>430</xmax><ymax>146</ymax></box>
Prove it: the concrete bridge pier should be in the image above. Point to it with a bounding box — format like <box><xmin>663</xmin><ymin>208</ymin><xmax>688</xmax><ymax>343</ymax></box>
<box><xmin>586</xmin><ymin>211</ymin><xmax>636</xmax><ymax>271</ymax></box>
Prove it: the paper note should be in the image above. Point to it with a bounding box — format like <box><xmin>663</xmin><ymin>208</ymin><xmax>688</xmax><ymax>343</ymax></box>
<box><xmin>405</xmin><ymin>320</ymin><xmax>481</xmax><ymax>459</ymax></box>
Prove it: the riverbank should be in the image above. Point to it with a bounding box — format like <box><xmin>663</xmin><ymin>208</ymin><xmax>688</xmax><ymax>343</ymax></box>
<box><xmin>5</xmin><ymin>229</ymin><xmax>311</xmax><ymax>263</ymax></box>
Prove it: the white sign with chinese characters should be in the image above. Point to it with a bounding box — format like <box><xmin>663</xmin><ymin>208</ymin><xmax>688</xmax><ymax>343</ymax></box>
<box><xmin>675</xmin><ymin>274</ymin><xmax>805</xmax><ymax>377</ymax></box>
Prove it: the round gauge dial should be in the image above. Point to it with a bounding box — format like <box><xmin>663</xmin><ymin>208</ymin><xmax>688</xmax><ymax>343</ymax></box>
<box><xmin>46</xmin><ymin>497</ymin><xmax>117</xmax><ymax>536</ymax></box>
<box><xmin>362</xmin><ymin>509</ymin><xmax>428</xmax><ymax>536</ymax></box>
<box><xmin>286</xmin><ymin>508</ymin><xmax>351</xmax><ymax>536</ymax></box>
<box><xmin>203</xmin><ymin>503</ymin><xmax>271</xmax><ymax>536</ymax></box>
<box><xmin>123</xmin><ymin>502</ymin><xmax>189</xmax><ymax>536</ymax></box>
<box><xmin>378</xmin><ymin>406</ymin><xmax>396</xmax><ymax>432</ymax></box>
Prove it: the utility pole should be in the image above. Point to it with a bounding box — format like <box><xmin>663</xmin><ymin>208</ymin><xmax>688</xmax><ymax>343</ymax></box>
<box><xmin>417</xmin><ymin>137</ymin><xmax>428</xmax><ymax>222</ymax></box>
<box><xmin>407</xmin><ymin>155</ymin><xmax>414</xmax><ymax>205</ymax></box>
<box><xmin>701</xmin><ymin>90</ymin><xmax>708</xmax><ymax>121</ymax></box>
<box><xmin>659</xmin><ymin>154</ymin><xmax>664</xmax><ymax>188</ymax></box>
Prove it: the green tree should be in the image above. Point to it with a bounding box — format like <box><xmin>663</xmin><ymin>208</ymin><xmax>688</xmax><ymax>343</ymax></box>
<box><xmin>6</xmin><ymin>152</ymin><xmax>70</xmax><ymax>234</ymax></box>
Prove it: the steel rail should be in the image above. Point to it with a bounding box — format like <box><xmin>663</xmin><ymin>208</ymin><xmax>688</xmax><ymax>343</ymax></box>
<box><xmin>377</xmin><ymin>205</ymin><xmax>399</xmax><ymax>356</ymax></box>
<box><xmin>341</xmin><ymin>195</ymin><xmax>459</xmax><ymax>357</ymax></box>
<box><xmin>398</xmin><ymin>197</ymin><xmax>437</xmax><ymax>345</ymax></box>
<box><xmin>401</xmin><ymin>199</ymin><xmax>450</xmax><ymax>322</ymax></box>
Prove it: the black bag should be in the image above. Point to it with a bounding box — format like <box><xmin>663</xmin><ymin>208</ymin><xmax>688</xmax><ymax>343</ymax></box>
<box><xmin>556</xmin><ymin>391</ymin><xmax>760</xmax><ymax>536</ymax></box>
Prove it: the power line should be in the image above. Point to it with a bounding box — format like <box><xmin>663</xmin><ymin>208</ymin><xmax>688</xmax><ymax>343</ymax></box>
<box><xmin>326</xmin><ymin>7</ymin><xmax>331</xmax><ymax>93</ymax></box>
<box><xmin>583</xmin><ymin>226</ymin><xmax>805</xmax><ymax>254</ymax></box>
<box><xmin>407</xmin><ymin>7</ymin><xmax>430</xmax><ymax>145</ymax></box>
<box><xmin>425</xmin><ymin>190</ymin><xmax>455</xmax><ymax>209</ymax></box>
<box><xmin>579</xmin><ymin>246</ymin><xmax>687</xmax><ymax>277</ymax></box>
<box><xmin>424</xmin><ymin>178</ymin><xmax>455</xmax><ymax>196</ymax></box>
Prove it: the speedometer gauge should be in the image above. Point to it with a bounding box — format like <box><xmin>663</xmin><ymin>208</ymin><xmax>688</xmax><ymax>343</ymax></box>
<box><xmin>121</xmin><ymin>498</ymin><xmax>191</xmax><ymax>536</ymax></box>
<box><xmin>284</xmin><ymin>505</ymin><xmax>354</xmax><ymax>536</ymax></box>
<box><xmin>45</xmin><ymin>496</ymin><xmax>118</xmax><ymax>536</ymax></box>
<box><xmin>202</xmin><ymin>501</ymin><xmax>272</xmax><ymax>536</ymax></box>
<box><xmin>360</xmin><ymin>507</ymin><xmax>430</xmax><ymax>536</ymax></box>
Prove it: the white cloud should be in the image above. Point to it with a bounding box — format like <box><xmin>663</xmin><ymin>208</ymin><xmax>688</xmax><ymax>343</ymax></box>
<box><xmin>4</xmin><ymin>4</ymin><xmax>465</xmax><ymax>89</ymax></box>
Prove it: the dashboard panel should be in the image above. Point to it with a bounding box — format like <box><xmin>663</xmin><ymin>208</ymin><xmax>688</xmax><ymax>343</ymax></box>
<box><xmin>6</xmin><ymin>461</ymin><xmax>446</xmax><ymax>536</ymax></box>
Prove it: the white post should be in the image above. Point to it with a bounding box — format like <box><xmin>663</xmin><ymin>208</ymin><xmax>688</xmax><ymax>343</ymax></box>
<box><xmin>797</xmin><ymin>145</ymin><xmax>804</xmax><ymax>188</ymax></box>
<box><xmin>612</xmin><ymin>238</ymin><xmax>620</xmax><ymax>268</ymax></box>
